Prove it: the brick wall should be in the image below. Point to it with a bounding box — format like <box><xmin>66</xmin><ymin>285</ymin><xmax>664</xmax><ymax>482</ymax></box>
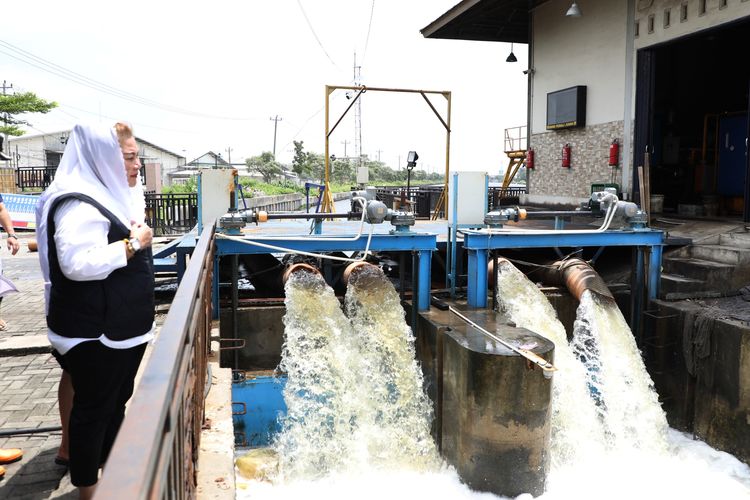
<box><xmin>529</xmin><ymin>120</ymin><xmax>625</xmax><ymax>199</ymax></box>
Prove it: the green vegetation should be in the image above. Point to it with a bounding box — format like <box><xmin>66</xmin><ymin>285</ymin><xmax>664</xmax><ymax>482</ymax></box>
<box><xmin>239</xmin><ymin>178</ymin><xmax>300</xmax><ymax>196</ymax></box>
<box><xmin>0</xmin><ymin>91</ymin><xmax>57</xmax><ymax>137</ymax></box>
<box><xmin>161</xmin><ymin>142</ymin><xmax>444</xmax><ymax>197</ymax></box>
<box><xmin>162</xmin><ymin>177</ymin><xmax>197</xmax><ymax>194</ymax></box>
<box><xmin>292</xmin><ymin>140</ymin><xmax>443</xmax><ymax>185</ymax></box>
<box><xmin>246</xmin><ymin>152</ymin><xmax>282</xmax><ymax>183</ymax></box>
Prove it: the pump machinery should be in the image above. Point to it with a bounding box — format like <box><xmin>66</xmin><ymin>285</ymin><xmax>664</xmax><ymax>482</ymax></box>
<box><xmin>218</xmin><ymin>188</ymin><xmax>415</xmax><ymax>235</ymax></box>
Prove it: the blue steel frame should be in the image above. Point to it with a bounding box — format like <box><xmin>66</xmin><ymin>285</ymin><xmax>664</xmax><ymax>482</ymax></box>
<box><xmin>462</xmin><ymin>228</ymin><xmax>664</xmax><ymax>336</ymax></box>
<box><xmin>448</xmin><ymin>172</ymin><xmax>488</xmax><ymax>297</ymax></box>
<box><xmin>213</xmin><ymin>232</ymin><xmax>437</xmax><ymax>315</ymax></box>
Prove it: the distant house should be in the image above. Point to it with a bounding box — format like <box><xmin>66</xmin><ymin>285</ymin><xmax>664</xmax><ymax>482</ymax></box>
<box><xmin>186</xmin><ymin>151</ymin><xmax>231</xmax><ymax>169</ymax></box>
<box><xmin>169</xmin><ymin>151</ymin><xmax>238</xmax><ymax>185</ymax></box>
<box><xmin>8</xmin><ymin>130</ymin><xmax>185</xmax><ymax>192</ymax></box>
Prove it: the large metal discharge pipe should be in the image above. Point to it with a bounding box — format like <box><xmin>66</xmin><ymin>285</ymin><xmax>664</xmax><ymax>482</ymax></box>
<box><xmin>281</xmin><ymin>262</ymin><xmax>321</xmax><ymax>284</ymax></box>
<box><xmin>489</xmin><ymin>257</ymin><xmax>614</xmax><ymax>302</ymax></box>
<box><xmin>342</xmin><ymin>261</ymin><xmax>380</xmax><ymax>285</ymax></box>
<box><xmin>541</xmin><ymin>258</ymin><xmax>615</xmax><ymax>302</ymax></box>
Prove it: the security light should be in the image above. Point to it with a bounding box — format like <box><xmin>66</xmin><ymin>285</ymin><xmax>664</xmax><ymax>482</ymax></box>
<box><xmin>407</xmin><ymin>151</ymin><xmax>418</xmax><ymax>169</ymax></box>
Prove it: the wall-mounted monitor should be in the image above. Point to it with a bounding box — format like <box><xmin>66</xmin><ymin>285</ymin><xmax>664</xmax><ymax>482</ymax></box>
<box><xmin>546</xmin><ymin>86</ymin><xmax>586</xmax><ymax>130</ymax></box>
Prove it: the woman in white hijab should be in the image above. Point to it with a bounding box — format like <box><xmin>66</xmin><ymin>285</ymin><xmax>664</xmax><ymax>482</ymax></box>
<box><xmin>35</xmin><ymin>122</ymin><xmax>154</xmax><ymax>500</ymax></box>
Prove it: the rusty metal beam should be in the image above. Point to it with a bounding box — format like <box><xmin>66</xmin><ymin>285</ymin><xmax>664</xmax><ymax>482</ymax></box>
<box><xmin>95</xmin><ymin>222</ymin><xmax>216</xmax><ymax>499</ymax></box>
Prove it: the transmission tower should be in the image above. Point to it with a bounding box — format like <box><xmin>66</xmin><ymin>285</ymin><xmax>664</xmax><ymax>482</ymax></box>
<box><xmin>353</xmin><ymin>53</ymin><xmax>363</xmax><ymax>170</ymax></box>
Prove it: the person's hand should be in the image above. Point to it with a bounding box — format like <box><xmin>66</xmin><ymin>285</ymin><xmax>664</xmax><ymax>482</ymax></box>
<box><xmin>130</xmin><ymin>223</ymin><xmax>153</xmax><ymax>249</ymax></box>
<box><xmin>6</xmin><ymin>235</ymin><xmax>19</xmax><ymax>256</ymax></box>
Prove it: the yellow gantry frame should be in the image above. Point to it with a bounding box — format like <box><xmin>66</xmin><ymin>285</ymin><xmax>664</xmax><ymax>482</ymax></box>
<box><xmin>322</xmin><ymin>85</ymin><xmax>451</xmax><ymax>219</ymax></box>
<box><xmin>500</xmin><ymin>150</ymin><xmax>527</xmax><ymax>196</ymax></box>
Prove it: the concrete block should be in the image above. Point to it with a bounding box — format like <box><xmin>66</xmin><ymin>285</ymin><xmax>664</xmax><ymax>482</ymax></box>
<box><xmin>416</xmin><ymin>303</ymin><xmax>553</xmax><ymax>498</ymax></box>
<box><xmin>719</xmin><ymin>232</ymin><xmax>750</xmax><ymax>248</ymax></box>
<box><xmin>219</xmin><ymin>306</ymin><xmax>285</xmax><ymax>370</ymax></box>
<box><xmin>689</xmin><ymin>244</ymin><xmax>750</xmax><ymax>265</ymax></box>
<box><xmin>659</xmin><ymin>273</ymin><xmax>706</xmax><ymax>296</ymax></box>
<box><xmin>662</xmin><ymin>257</ymin><xmax>734</xmax><ymax>291</ymax></box>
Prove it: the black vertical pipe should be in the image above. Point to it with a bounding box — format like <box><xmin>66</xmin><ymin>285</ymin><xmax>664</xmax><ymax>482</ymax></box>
<box><xmin>231</xmin><ymin>254</ymin><xmax>239</xmax><ymax>370</ymax></box>
<box><xmin>491</xmin><ymin>251</ymin><xmax>498</xmax><ymax>312</ymax></box>
<box><xmin>411</xmin><ymin>251</ymin><xmax>419</xmax><ymax>331</ymax></box>
<box><xmin>743</xmin><ymin>78</ymin><xmax>750</xmax><ymax>222</ymax></box>
<box><xmin>399</xmin><ymin>252</ymin><xmax>406</xmax><ymax>301</ymax></box>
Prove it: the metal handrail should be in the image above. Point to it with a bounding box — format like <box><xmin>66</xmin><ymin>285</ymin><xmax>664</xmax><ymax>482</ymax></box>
<box><xmin>94</xmin><ymin>221</ymin><xmax>216</xmax><ymax>499</ymax></box>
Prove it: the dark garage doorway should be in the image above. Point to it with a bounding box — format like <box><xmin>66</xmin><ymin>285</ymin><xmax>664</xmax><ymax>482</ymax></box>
<box><xmin>634</xmin><ymin>18</ymin><xmax>750</xmax><ymax>221</ymax></box>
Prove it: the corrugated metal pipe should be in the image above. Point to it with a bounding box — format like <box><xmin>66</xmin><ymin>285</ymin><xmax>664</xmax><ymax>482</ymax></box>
<box><xmin>540</xmin><ymin>258</ymin><xmax>615</xmax><ymax>302</ymax></box>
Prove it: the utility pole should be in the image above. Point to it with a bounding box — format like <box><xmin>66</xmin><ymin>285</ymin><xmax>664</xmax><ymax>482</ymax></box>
<box><xmin>341</xmin><ymin>140</ymin><xmax>350</xmax><ymax>157</ymax></box>
<box><xmin>1</xmin><ymin>81</ymin><xmax>13</xmax><ymax>155</ymax></box>
<box><xmin>269</xmin><ymin>115</ymin><xmax>282</xmax><ymax>158</ymax></box>
<box><xmin>225</xmin><ymin>147</ymin><xmax>233</xmax><ymax>164</ymax></box>
<box><xmin>376</xmin><ymin>149</ymin><xmax>383</xmax><ymax>162</ymax></box>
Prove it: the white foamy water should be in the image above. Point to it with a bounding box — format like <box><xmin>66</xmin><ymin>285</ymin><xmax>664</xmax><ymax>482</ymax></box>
<box><xmin>238</xmin><ymin>427</ymin><xmax>750</xmax><ymax>500</ymax></box>
<box><xmin>270</xmin><ymin>269</ymin><xmax>440</xmax><ymax>482</ymax></box>
<box><xmin>343</xmin><ymin>266</ymin><xmax>441</xmax><ymax>470</ymax></box>
<box><xmin>273</xmin><ymin>271</ymin><xmax>364</xmax><ymax>479</ymax></box>
<box><xmin>571</xmin><ymin>290</ymin><xmax>668</xmax><ymax>453</ymax></box>
<box><xmin>237</xmin><ymin>264</ymin><xmax>750</xmax><ymax>500</ymax></box>
<box><xmin>494</xmin><ymin>261</ymin><xmax>750</xmax><ymax>498</ymax></box>
<box><xmin>494</xmin><ymin>260</ymin><xmax>605</xmax><ymax>467</ymax></box>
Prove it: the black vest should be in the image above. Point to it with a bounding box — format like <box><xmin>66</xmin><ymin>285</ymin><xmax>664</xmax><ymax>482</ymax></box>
<box><xmin>46</xmin><ymin>193</ymin><xmax>155</xmax><ymax>341</ymax></box>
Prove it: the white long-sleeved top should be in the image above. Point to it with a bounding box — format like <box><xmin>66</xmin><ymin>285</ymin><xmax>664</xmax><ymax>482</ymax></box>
<box><xmin>46</xmin><ymin>199</ymin><xmax>154</xmax><ymax>354</ymax></box>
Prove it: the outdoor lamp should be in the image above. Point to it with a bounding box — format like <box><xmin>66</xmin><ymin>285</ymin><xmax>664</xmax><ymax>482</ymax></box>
<box><xmin>406</xmin><ymin>151</ymin><xmax>418</xmax><ymax>169</ymax></box>
<box><xmin>566</xmin><ymin>2</ymin><xmax>582</xmax><ymax>17</ymax></box>
<box><xmin>506</xmin><ymin>44</ymin><xmax>518</xmax><ymax>63</ymax></box>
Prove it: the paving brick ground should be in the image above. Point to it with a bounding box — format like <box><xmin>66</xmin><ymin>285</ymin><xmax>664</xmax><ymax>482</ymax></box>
<box><xmin>0</xmin><ymin>232</ymin><xmax>67</xmax><ymax>499</ymax></box>
<box><xmin>0</xmin><ymin>232</ymin><xmax>170</xmax><ymax>499</ymax></box>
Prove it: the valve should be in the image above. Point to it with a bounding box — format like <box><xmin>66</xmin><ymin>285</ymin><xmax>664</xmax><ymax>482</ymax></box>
<box><xmin>484</xmin><ymin>206</ymin><xmax>527</xmax><ymax>227</ymax></box>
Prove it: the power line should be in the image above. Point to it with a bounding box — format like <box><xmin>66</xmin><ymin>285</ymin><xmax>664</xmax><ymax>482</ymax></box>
<box><xmin>0</xmin><ymin>39</ymin><xmax>260</xmax><ymax>121</ymax></box>
<box><xmin>278</xmin><ymin>92</ymin><xmax>346</xmax><ymax>153</ymax></box>
<box><xmin>57</xmin><ymin>103</ymin><xmax>197</xmax><ymax>135</ymax></box>
<box><xmin>361</xmin><ymin>0</ymin><xmax>376</xmax><ymax>67</ymax></box>
<box><xmin>296</xmin><ymin>0</ymin><xmax>339</xmax><ymax>69</ymax></box>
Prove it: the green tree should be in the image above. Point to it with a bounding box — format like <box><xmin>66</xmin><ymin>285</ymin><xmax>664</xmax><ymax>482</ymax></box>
<box><xmin>292</xmin><ymin>140</ymin><xmax>308</xmax><ymax>176</ymax></box>
<box><xmin>246</xmin><ymin>151</ymin><xmax>283</xmax><ymax>183</ymax></box>
<box><xmin>307</xmin><ymin>152</ymin><xmax>325</xmax><ymax>181</ymax></box>
<box><xmin>0</xmin><ymin>91</ymin><xmax>57</xmax><ymax>136</ymax></box>
<box><xmin>331</xmin><ymin>158</ymin><xmax>353</xmax><ymax>184</ymax></box>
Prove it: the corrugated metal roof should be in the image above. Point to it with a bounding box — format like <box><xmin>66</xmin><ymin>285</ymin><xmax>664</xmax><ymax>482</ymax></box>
<box><xmin>421</xmin><ymin>0</ymin><xmax>542</xmax><ymax>44</ymax></box>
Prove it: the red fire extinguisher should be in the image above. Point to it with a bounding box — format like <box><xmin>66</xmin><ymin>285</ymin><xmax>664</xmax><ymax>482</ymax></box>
<box><xmin>562</xmin><ymin>143</ymin><xmax>571</xmax><ymax>168</ymax></box>
<box><xmin>609</xmin><ymin>139</ymin><xmax>619</xmax><ymax>167</ymax></box>
<box><xmin>526</xmin><ymin>148</ymin><xmax>534</xmax><ymax>169</ymax></box>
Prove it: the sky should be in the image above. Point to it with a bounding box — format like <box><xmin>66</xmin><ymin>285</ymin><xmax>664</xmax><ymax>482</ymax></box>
<box><xmin>0</xmin><ymin>0</ymin><xmax>528</xmax><ymax>176</ymax></box>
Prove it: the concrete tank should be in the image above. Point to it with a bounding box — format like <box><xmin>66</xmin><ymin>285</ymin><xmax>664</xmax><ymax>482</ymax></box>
<box><xmin>414</xmin><ymin>304</ymin><xmax>553</xmax><ymax>497</ymax></box>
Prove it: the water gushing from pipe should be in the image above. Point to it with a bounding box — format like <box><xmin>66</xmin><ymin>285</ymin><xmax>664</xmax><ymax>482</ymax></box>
<box><xmin>494</xmin><ymin>258</ymin><xmax>605</xmax><ymax>469</ymax></box>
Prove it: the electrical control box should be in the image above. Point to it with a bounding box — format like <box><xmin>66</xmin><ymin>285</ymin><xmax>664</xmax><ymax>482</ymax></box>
<box><xmin>447</xmin><ymin>171</ymin><xmax>488</xmax><ymax>226</ymax></box>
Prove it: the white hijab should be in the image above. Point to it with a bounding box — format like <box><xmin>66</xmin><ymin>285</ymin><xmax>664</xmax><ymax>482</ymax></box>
<box><xmin>35</xmin><ymin>122</ymin><xmax>146</xmax><ymax>306</ymax></box>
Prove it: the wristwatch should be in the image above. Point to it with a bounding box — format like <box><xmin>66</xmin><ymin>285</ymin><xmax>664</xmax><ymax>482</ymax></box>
<box><xmin>7</xmin><ymin>234</ymin><xmax>17</xmax><ymax>240</ymax></box>
<box><xmin>130</xmin><ymin>236</ymin><xmax>142</xmax><ymax>253</ymax></box>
